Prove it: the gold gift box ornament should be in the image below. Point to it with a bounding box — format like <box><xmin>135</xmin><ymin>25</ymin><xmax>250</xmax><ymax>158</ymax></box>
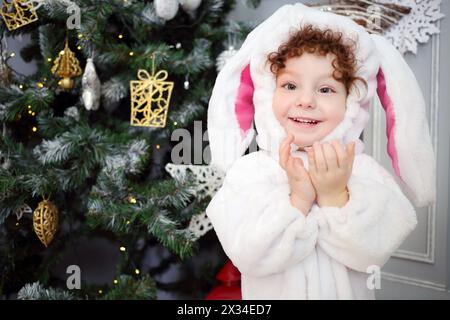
<box><xmin>1</xmin><ymin>0</ymin><xmax>38</xmax><ymax>31</ymax></box>
<box><xmin>129</xmin><ymin>65</ymin><xmax>174</xmax><ymax>128</ymax></box>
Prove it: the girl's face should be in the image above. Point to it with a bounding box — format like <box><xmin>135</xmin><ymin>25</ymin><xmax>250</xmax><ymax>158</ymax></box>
<box><xmin>272</xmin><ymin>53</ymin><xmax>347</xmax><ymax>149</ymax></box>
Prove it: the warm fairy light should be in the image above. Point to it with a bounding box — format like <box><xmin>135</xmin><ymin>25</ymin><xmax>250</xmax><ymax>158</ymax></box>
<box><xmin>135</xmin><ymin>269</ymin><xmax>140</xmax><ymax>275</ymax></box>
<box><xmin>118</xmin><ymin>34</ymin><xmax>123</xmax><ymax>39</ymax></box>
<box><xmin>10</xmin><ymin>52</ymin><xmax>15</xmax><ymax>57</ymax></box>
<box><xmin>98</xmin><ymin>289</ymin><xmax>103</xmax><ymax>294</ymax></box>
<box><xmin>78</xmin><ymin>34</ymin><xmax>83</xmax><ymax>38</ymax></box>
<box><xmin>32</xmin><ymin>127</ymin><xmax>37</xmax><ymax>132</ymax></box>
<box><xmin>156</xmin><ymin>144</ymin><xmax>160</xmax><ymax>149</ymax></box>
<box><xmin>60</xmin><ymin>50</ymin><xmax>65</xmax><ymax>55</ymax></box>
<box><xmin>119</xmin><ymin>246</ymin><xmax>126</xmax><ymax>252</ymax></box>
<box><xmin>16</xmin><ymin>222</ymin><xmax>19</xmax><ymax>226</ymax></box>
<box><xmin>37</xmin><ymin>82</ymin><xmax>44</xmax><ymax>88</ymax></box>
<box><xmin>28</xmin><ymin>105</ymin><xmax>31</xmax><ymax>109</ymax></box>
<box><xmin>47</xmin><ymin>57</ymin><xmax>52</xmax><ymax>62</ymax></box>
<box><xmin>113</xmin><ymin>279</ymin><xmax>118</xmax><ymax>284</ymax></box>
<box><xmin>19</xmin><ymin>85</ymin><xmax>23</xmax><ymax>89</ymax></box>
<box><xmin>32</xmin><ymin>112</ymin><xmax>36</xmax><ymax>116</ymax></box>
<box><xmin>129</xmin><ymin>197</ymin><xmax>137</xmax><ymax>204</ymax></box>
<box><xmin>77</xmin><ymin>46</ymin><xmax>81</xmax><ymax>50</ymax></box>
<box><xmin>129</xmin><ymin>51</ymin><xmax>134</xmax><ymax>56</ymax></box>
<box><xmin>28</xmin><ymin>110</ymin><xmax>32</xmax><ymax>114</ymax></box>
<box><xmin>173</xmin><ymin>121</ymin><xmax>177</xmax><ymax>126</ymax></box>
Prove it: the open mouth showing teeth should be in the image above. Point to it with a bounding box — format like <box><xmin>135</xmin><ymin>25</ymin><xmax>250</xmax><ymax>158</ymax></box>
<box><xmin>289</xmin><ymin>117</ymin><xmax>321</xmax><ymax>125</ymax></box>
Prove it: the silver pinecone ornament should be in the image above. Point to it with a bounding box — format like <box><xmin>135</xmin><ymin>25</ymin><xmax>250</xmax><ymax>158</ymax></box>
<box><xmin>82</xmin><ymin>58</ymin><xmax>101</xmax><ymax>111</ymax></box>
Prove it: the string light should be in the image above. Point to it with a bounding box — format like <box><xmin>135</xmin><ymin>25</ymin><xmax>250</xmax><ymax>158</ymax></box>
<box><xmin>126</xmin><ymin>220</ymin><xmax>130</xmax><ymax>225</ymax></box>
<box><xmin>113</xmin><ymin>279</ymin><xmax>118</xmax><ymax>284</ymax></box>
<box><xmin>47</xmin><ymin>58</ymin><xmax>52</xmax><ymax>62</ymax></box>
<box><xmin>173</xmin><ymin>121</ymin><xmax>177</xmax><ymax>126</ymax></box>
<box><xmin>129</xmin><ymin>197</ymin><xmax>137</xmax><ymax>204</ymax></box>
<box><xmin>10</xmin><ymin>52</ymin><xmax>15</xmax><ymax>57</ymax></box>
<box><xmin>28</xmin><ymin>105</ymin><xmax>31</xmax><ymax>109</ymax></box>
<box><xmin>98</xmin><ymin>289</ymin><xmax>103</xmax><ymax>294</ymax></box>
<box><xmin>15</xmin><ymin>222</ymin><xmax>19</xmax><ymax>226</ymax></box>
<box><xmin>32</xmin><ymin>112</ymin><xmax>36</xmax><ymax>116</ymax></box>
<box><xmin>32</xmin><ymin>127</ymin><xmax>37</xmax><ymax>132</ymax></box>
<box><xmin>119</xmin><ymin>246</ymin><xmax>126</xmax><ymax>252</ymax></box>
<box><xmin>156</xmin><ymin>144</ymin><xmax>160</xmax><ymax>149</ymax></box>
<box><xmin>118</xmin><ymin>34</ymin><xmax>123</xmax><ymax>39</ymax></box>
<box><xmin>77</xmin><ymin>46</ymin><xmax>81</xmax><ymax>50</ymax></box>
<box><xmin>129</xmin><ymin>51</ymin><xmax>134</xmax><ymax>56</ymax></box>
<box><xmin>19</xmin><ymin>85</ymin><xmax>23</xmax><ymax>89</ymax></box>
<box><xmin>135</xmin><ymin>269</ymin><xmax>140</xmax><ymax>275</ymax></box>
<box><xmin>37</xmin><ymin>82</ymin><xmax>44</xmax><ymax>88</ymax></box>
<box><xmin>78</xmin><ymin>34</ymin><xmax>83</xmax><ymax>39</ymax></box>
<box><xmin>59</xmin><ymin>50</ymin><xmax>65</xmax><ymax>55</ymax></box>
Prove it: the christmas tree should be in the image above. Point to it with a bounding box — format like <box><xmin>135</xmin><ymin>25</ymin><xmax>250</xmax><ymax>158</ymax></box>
<box><xmin>0</xmin><ymin>0</ymin><xmax>259</xmax><ymax>299</ymax></box>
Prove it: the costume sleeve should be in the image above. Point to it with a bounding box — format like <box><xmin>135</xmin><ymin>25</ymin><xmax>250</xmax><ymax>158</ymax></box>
<box><xmin>313</xmin><ymin>155</ymin><xmax>418</xmax><ymax>273</ymax></box>
<box><xmin>206</xmin><ymin>154</ymin><xmax>318</xmax><ymax>277</ymax></box>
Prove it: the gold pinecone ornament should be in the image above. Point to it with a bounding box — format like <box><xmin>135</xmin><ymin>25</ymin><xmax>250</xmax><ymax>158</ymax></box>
<box><xmin>51</xmin><ymin>37</ymin><xmax>82</xmax><ymax>90</ymax></box>
<box><xmin>33</xmin><ymin>199</ymin><xmax>59</xmax><ymax>247</ymax></box>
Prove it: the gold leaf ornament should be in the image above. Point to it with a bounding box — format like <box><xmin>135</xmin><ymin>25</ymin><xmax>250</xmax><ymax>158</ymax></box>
<box><xmin>33</xmin><ymin>199</ymin><xmax>59</xmax><ymax>247</ymax></box>
<box><xmin>0</xmin><ymin>0</ymin><xmax>38</xmax><ymax>31</ymax></box>
<box><xmin>51</xmin><ymin>37</ymin><xmax>82</xmax><ymax>90</ymax></box>
<box><xmin>129</xmin><ymin>56</ymin><xmax>174</xmax><ymax>128</ymax></box>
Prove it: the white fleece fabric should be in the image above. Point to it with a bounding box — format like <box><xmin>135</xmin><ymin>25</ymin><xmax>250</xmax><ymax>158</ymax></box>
<box><xmin>206</xmin><ymin>150</ymin><xmax>417</xmax><ymax>299</ymax></box>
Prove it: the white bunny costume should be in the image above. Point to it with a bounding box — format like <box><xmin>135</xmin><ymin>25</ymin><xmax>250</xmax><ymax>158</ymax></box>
<box><xmin>205</xmin><ymin>3</ymin><xmax>436</xmax><ymax>299</ymax></box>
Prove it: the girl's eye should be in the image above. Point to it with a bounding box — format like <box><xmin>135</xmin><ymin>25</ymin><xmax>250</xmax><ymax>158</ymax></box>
<box><xmin>282</xmin><ymin>83</ymin><xmax>296</xmax><ymax>90</ymax></box>
<box><xmin>319</xmin><ymin>87</ymin><xmax>335</xmax><ymax>94</ymax></box>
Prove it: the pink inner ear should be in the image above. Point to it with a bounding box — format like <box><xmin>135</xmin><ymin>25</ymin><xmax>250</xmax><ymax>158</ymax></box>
<box><xmin>235</xmin><ymin>64</ymin><xmax>255</xmax><ymax>138</ymax></box>
<box><xmin>377</xmin><ymin>68</ymin><xmax>401</xmax><ymax>178</ymax></box>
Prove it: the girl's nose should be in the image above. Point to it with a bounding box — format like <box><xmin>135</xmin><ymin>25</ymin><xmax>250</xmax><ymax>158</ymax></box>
<box><xmin>296</xmin><ymin>92</ymin><xmax>315</xmax><ymax>109</ymax></box>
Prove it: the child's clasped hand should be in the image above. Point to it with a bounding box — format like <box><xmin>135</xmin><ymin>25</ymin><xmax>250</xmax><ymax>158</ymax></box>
<box><xmin>280</xmin><ymin>133</ymin><xmax>356</xmax><ymax>214</ymax></box>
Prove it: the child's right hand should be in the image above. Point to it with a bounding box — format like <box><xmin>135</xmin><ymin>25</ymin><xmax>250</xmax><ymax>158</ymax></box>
<box><xmin>279</xmin><ymin>133</ymin><xmax>316</xmax><ymax>214</ymax></box>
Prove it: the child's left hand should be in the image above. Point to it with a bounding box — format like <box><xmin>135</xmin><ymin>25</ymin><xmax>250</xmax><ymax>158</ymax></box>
<box><xmin>305</xmin><ymin>140</ymin><xmax>356</xmax><ymax>208</ymax></box>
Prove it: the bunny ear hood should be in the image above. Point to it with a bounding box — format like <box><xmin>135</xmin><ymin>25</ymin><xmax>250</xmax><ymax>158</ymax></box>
<box><xmin>207</xmin><ymin>3</ymin><xmax>436</xmax><ymax>207</ymax></box>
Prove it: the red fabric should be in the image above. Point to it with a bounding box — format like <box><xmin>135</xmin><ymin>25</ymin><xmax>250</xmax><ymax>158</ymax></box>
<box><xmin>205</xmin><ymin>260</ymin><xmax>242</xmax><ymax>300</ymax></box>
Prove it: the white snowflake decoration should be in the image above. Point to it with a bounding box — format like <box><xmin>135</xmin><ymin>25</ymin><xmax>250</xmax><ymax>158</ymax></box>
<box><xmin>188</xmin><ymin>212</ymin><xmax>212</xmax><ymax>239</ymax></box>
<box><xmin>377</xmin><ymin>0</ymin><xmax>444</xmax><ymax>55</ymax></box>
<box><xmin>165</xmin><ymin>163</ymin><xmax>225</xmax><ymax>239</ymax></box>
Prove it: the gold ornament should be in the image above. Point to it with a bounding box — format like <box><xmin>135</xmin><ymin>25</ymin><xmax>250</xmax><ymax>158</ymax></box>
<box><xmin>51</xmin><ymin>37</ymin><xmax>82</xmax><ymax>90</ymax></box>
<box><xmin>0</xmin><ymin>0</ymin><xmax>38</xmax><ymax>31</ymax></box>
<box><xmin>33</xmin><ymin>199</ymin><xmax>59</xmax><ymax>247</ymax></box>
<box><xmin>129</xmin><ymin>54</ymin><xmax>174</xmax><ymax>127</ymax></box>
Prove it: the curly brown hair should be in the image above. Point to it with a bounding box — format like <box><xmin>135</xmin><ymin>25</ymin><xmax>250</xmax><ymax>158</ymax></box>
<box><xmin>267</xmin><ymin>24</ymin><xmax>367</xmax><ymax>95</ymax></box>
